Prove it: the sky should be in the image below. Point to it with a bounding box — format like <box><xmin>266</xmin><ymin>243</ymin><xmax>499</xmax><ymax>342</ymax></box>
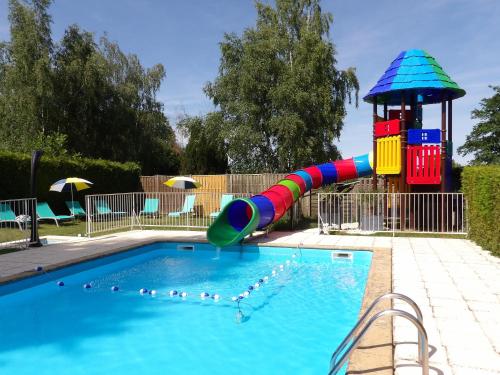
<box><xmin>1</xmin><ymin>0</ymin><xmax>499</xmax><ymax>165</ymax></box>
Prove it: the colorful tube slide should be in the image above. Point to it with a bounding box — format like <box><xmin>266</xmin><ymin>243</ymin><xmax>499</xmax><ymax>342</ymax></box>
<box><xmin>207</xmin><ymin>152</ymin><xmax>373</xmax><ymax>247</ymax></box>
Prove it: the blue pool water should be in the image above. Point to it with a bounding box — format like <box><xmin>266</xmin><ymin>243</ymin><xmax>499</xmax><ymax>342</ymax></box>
<box><xmin>0</xmin><ymin>243</ymin><xmax>372</xmax><ymax>375</ymax></box>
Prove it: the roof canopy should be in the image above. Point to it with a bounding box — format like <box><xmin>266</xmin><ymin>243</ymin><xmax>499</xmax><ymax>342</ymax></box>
<box><xmin>363</xmin><ymin>49</ymin><xmax>465</xmax><ymax>105</ymax></box>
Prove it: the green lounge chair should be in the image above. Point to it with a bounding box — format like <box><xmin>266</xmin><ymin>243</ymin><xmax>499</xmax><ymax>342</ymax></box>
<box><xmin>65</xmin><ymin>200</ymin><xmax>86</xmax><ymax>218</ymax></box>
<box><xmin>168</xmin><ymin>195</ymin><xmax>196</xmax><ymax>217</ymax></box>
<box><xmin>210</xmin><ymin>194</ymin><xmax>234</xmax><ymax>218</ymax></box>
<box><xmin>37</xmin><ymin>202</ymin><xmax>73</xmax><ymax>227</ymax></box>
<box><xmin>140</xmin><ymin>198</ymin><xmax>159</xmax><ymax>217</ymax></box>
<box><xmin>0</xmin><ymin>202</ymin><xmax>28</xmax><ymax>230</ymax></box>
<box><xmin>95</xmin><ymin>199</ymin><xmax>127</xmax><ymax>216</ymax></box>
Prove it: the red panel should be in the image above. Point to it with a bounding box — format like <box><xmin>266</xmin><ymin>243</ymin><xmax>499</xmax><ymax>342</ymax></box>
<box><xmin>284</xmin><ymin>174</ymin><xmax>306</xmax><ymax>195</ymax></box>
<box><xmin>261</xmin><ymin>190</ymin><xmax>286</xmax><ymax>222</ymax></box>
<box><xmin>407</xmin><ymin>145</ymin><xmax>441</xmax><ymax>184</ymax></box>
<box><xmin>334</xmin><ymin>158</ymin><xmax>358</xmax><ymax>182</ymax></box>
<box><xmin>375</xmin><ymin>119</ymin><xmax>400</xmax><ymax>137</ymax></box>
<box><xmin>266</xmin><ymin>185</ymin><xmax>294</xmax><ymax>210</ymax></box>
<box><xmin>303</xmin><ymin>166</ymin><xmax>323</xmax><ymax>188</ymax></box>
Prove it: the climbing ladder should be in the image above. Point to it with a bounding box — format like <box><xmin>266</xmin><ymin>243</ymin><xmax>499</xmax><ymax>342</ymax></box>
<box><xmin>328</xmin><ymin>293</ymin><xmax>429</xmax><ymax>375</ymax></box>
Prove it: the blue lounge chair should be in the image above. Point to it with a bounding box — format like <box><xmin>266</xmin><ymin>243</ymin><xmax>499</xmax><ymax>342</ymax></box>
<box><xmin>65</xmin><ymin>200</ymin><xmax>86</xmax><ymax>218</ymax></box>
<box><xmin>168</xmin><ymin>195</ymin><xmax>196</xmax><ymax>217</ymax></box>
<box><xmin>95</xmin><ymin>199</ymin><xmax>127</xmax><ymax>216</ymax></box>
<box><xmin>0</xmin><ymin>202</ymin><xmax>28</xmax><ymax>230</ymax></box>
<box><xmin>210</xmin><ymin>194</ymin><xmax>234</xmax><ymax>218</ymax></box>
<box><xmin>37</xmin><ymin>202</ymin><xmax>73</xmax><ymax>227</ymax></box>
<box><xmin>140</xmin><ymin>198</ymin><xmax>159</xmax><ymax>217</ymax></box>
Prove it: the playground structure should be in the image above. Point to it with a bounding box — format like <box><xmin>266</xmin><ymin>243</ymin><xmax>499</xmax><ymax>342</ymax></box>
<box><xmin>365</xmin><ymin>49</ymin><xmax>465</xmax><ymax>193</ymax></box>
<box><xmin>207</xmin><ymin>49</ymin><xmax>465</xmax><ymax>247</ymax></box>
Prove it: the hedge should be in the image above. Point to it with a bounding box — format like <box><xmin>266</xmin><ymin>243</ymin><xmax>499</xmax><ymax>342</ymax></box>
<box><xmin>0</xmin><ymin>151</ymin><xmax>141</xmax><ymax>214</ymax></box>
<box><xmin>462</xmin><ymin>165</ymin><xmax>500</xmax><ymax>256</ymax></box>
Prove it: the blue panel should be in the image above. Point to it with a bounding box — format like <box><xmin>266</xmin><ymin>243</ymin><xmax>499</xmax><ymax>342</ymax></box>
<box><xmin>317</xmin><ymin>163</ymin><xmax>338</xmax><ymax>185</ymax></box>
<box><xmin>408</xmin><ymin>129</ymin><xmax>441</xmax><ymax>144</ymax></box>
<box><xmin>250</xmin><ymin>195</ymin><xmax>275</xmax><ymax>230</ymax></box>
<box><xmin>353</xmin><ymin>154</ymin><xmax>373</xmax><ymax>178</ymax></box>
<box><xmin>294</xmin><ymin>171</ymin><xmax>313</xmax><ymax>192</ymax></box>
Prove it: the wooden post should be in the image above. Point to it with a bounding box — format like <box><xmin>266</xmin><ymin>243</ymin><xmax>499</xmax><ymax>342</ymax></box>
<box><xmin>448</xmin><ymin>99</ymin><xmax>453</xmax><ymax>146</ymax></box>
<box><xmin>400</xmin><ymin>93</ymin><xmax>406</xmax><ymax>194</ymax></box>
<box><xmin>441</xmin><ymin>99</ymin><xmax>447</xmax><ymax>193</ymax></box>
<box><xmin>372</xmin><ymin>97</ymin><xmax>378</xmax><ymax>191</ymax></box>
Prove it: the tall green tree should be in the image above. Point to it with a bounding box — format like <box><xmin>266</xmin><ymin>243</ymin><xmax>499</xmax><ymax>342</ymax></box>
<box><xmin>205</xmin><ymin>0</ymin><xmax>359</xmax><ymax>173</ymax></box>
<box><xmin>178</xmin><ymin>113</ymin><xmax>228</xmax><ymax>174</ymax></box>
<box><xmin>0</xmin><ymin>0</ymin><xmax>180</xmax><ymax>174</ymax></box>
<box><xmin>0</xmin><ymin>0</ymin><xmax>59</xmax><ymax>151</ymax></box>
<box><xmin>458</xmin><ymin>86</ymin><xmax>500</xmax><ymax>165</ymax></box>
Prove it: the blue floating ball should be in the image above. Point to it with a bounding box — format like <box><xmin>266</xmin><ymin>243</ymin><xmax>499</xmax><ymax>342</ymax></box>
<box><xmin>139</xmin><ymin>288</ymin><xmax>148</xmax><ymax>294</ymax></box>
<box><xmin>258</xmin><ymin>278</ymin><xmax>264</xmax><ymax>283</ymax></box>
<box><xmin>57</xmin><ymin>281</ymin><xmax>64</xmax><ymax>287</ymax></box>
<box><xmin>83</xmin><ymin>283</ymin><xmax>92</xmax><ymax>289</ymax></box>
<box><xmin>169</xmin><ymin>290</ymin><xmax>178</xmax><ymax>296</ymax></box>
<box><xmin>35</xmin><ymin>266</ymin><xmax>43</xmax><ymax>272</ymax></box>
<box><xmin>238</xmin><ymin>295</ymin><xmax>244</xmax><ymax>300</ymax></box>
<box><xmin>111</xmin><ymin>286</ymin><xmax>119</xmax><ymax>292</ymax></box>
<box><xmin>248</xmin><ymin>285</ymin><xmax>254</xmax><ymax>291</ymax></box>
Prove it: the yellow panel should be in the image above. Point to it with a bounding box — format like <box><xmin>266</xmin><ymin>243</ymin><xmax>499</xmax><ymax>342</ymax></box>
<box><xmin>376</xmin><ymin>135</ymin><xmax>401</xmax><ymax>175</ymax></box>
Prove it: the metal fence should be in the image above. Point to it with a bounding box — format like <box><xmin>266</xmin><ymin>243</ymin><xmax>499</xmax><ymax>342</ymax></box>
<box><xmin>318</xmin><ymin>193</ymin><xmax>467</xmax><ymax>234</ymax></box>
<box><xmin>85</xmin><ymin>192</ymin><xmax>252</xmax><ymax>236</ymax></box>
<box><xmin>0</xmin><ymin>198</ymin><xmax>37</xmax><ymax>250</ymax></box>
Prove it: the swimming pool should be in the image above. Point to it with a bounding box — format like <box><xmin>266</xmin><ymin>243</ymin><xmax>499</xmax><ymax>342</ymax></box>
<box><xmin>0</xmin><ymin>242</ymin><xmax>372</xmax><ymax>374</ymax></box>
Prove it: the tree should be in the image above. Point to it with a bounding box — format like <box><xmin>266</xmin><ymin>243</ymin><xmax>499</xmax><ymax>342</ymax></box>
<box><xmin>204</xmin><ymin>0</ymin><xmax>359</xmax><ymax>173</ymax></box>
<box><xmin>178</xmin><ymin>113</ymin><xmax>228</xmax><ymax>174</ymax></box>
<box><xmin>0</xmin><ymin>0</ymin><xmax>180</xmax><ymax>174</ymax></box>
<box><xmin>458</xmin><ymin>86</ymin><xmax>500</xmax><ymax>165</ymax></box>
<box><xmin>0</xmin><ymin>0</ymin><xmax>59</xmax><ymax>152</ymax></box>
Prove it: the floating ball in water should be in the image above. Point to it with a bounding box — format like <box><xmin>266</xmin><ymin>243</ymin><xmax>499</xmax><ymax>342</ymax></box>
<box><xmin>83</xmin><ymin>283</ymin><xmax>92</xmax><ymax>289</ymax></box>
<box><xmin>231</xmin><ymin>296</ymin><xmax>238</xmax><ymax>302</ymax></box>
<box><xmin>150</xmin><ymin>290</ymin><xmax>157</xmax><ymax>296</ymax></box>
<box><xmin>212</xmin><ymin>294</ymin><xmax>221</xmax><ymax>301</ymax></box>
<box><xmin>169</xmin><ymin>290</ymin><xmax>178</xmax><ymax>296</ymax></box>
<box><xmin>111</xmin><ymin>286</ymin><xmax>119</xmax><ymax>292</ymax></box>
<box><xmin>35</xmin><ymin>266</ymin><xmax>43</xmax><ymax>272</ymax></box>
<box><xmin>248</xmin><ymin>285</ymin><xmax>254</xmax><ymax>291</ymax></box>
<box><xmin>200</xmin><ymin>292</ymin><xmax>209</xmax><ymax>299</ymax></box>
<box><xmin>258</xmin><ymin>278</ymin><xmax>264</xmax><ymax>283</ymax></box>
<box><xmin>254</xmin><ymin>282</ymin><xmax>260</xmax><ymax>288</ymax></box>
<box><xmin>238</xmin><ymin>295</ymin><xmax>244</xmax><ymax>300</ymax></box>
<box><xmin>243</xmin><ymin>291</ymin><xmax>250</xmax><ymax>297</ymax></box>
<box><xmin>57</xmin><ymin>281</ymin><xmax>64</xmax><ymax>287</ymax></box>
<box><xmin>139</xmin><ymin>288</ymin><xmax>148</xmax><ymax>294</ymax></box>
<box><xmin>263</xmin><ymin>276</ymin><xmax>269</xmax><ymax>282</ymax></box>
<box><xmin>179</xmin><ymin>292</ymin><xmax>187</xmax><ymax>298</ymax></box>
<box><xmin>286</xmin><ymin>260</ymin><xmax>291</xmax><ymax>265</ymax></box>
<box><xmin>272</xmin><ymin>270</ymin><xmax>277</xmax><ymax>276</ymax></box>
<box><xmin>279</xmin><ymin>264</ymin><xmax>284</xmax><ymax>269</ymax></box>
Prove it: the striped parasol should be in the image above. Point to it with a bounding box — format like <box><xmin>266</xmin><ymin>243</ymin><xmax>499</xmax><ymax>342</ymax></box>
<box><xmin>164</xmin><ymin>176</ymin><xmax>201</xmax><ymax>189</ymax></box>
<box><xmin>50</xmin><ymin>178</ymin><xmax>93</xmax><ymax>215</ymax></box>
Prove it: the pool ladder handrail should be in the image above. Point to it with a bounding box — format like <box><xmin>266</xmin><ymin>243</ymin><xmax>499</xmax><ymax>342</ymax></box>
<box><xmin>328</xmin><ymin>293</ymin><xmax>429</xmax><ymax>375</ymax></box>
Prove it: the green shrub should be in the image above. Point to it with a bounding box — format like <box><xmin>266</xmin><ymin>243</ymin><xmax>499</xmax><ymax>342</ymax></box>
<box><xmin>0</xmin><ymin>151</ymin><xmax>141</xmax><ymax>214</ymax></box>
<box><xmin>462</xmin><ymin>165</ymin><xmax>500</xmax><ymax>256</ymax></box>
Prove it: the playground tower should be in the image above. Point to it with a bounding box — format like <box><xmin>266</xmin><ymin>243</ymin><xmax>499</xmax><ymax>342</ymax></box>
<box><xmin>363</xmin><ymin>49</ymin><xmax>465</xmax><ymax>193</ymax></box>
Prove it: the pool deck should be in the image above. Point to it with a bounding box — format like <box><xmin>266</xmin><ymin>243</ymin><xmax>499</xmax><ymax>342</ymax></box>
<box><xmin>1</xmin><ymin>230</ymin><xmax>499</xmax><ymax>375</ymax></box>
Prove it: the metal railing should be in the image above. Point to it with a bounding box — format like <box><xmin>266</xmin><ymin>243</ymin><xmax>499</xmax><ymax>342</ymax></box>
<box><xmin>85</xmin><ymin>192</ymin><xmax>251</xmax><ymax>237</ymax></box>
<box><xmin>318</xmin><ymin>192</ymin><xmax>467</xmax><ymax>234</ymax></box>
<box><xmin>0</xmin><ymin>198</ymin><xmax>37</xmax><ymax>250</ymax></box>
<box><xmin>329</xmin><ymin>293</ymin><xmax>429</xmax><ymax>375</ymax></box>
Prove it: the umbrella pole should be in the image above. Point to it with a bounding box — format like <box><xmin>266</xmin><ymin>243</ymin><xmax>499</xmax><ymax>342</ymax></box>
<box><xmin>71</xmin><ymin>184</ymin><xmax>75</xmax><ymax>221</ymax></box>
